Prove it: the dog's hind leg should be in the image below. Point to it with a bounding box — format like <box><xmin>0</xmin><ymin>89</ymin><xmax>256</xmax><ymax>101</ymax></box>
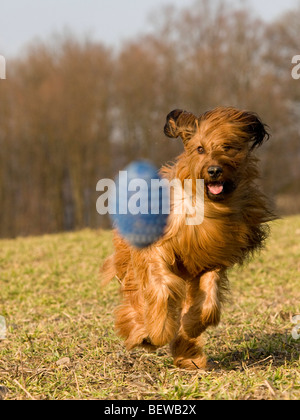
<box><xmin>114</xmin><ymin>267</ymin><xmax>155</xmax><ymax>351</ymax></box>
<box><xmin>115</xmin><ymin>298</ymin><xmax>154</xmax><ymax>351</ymax></box>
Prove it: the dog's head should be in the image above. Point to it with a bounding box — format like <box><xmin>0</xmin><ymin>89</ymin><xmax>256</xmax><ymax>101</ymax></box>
<box><xmin>164</xmin><ymin>107</ymin><xmax>269</xmax><ymax>202</ymax></box>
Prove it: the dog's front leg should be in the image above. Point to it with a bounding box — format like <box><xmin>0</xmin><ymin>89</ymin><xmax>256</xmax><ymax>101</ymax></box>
<box><xmin>182</xmin><ymin>270</ymin><xmax>228</xmax><ymax>338</ymax></box>
<box><xmin>199</xmin><ymin>270</ymin><xmax>228</xmax><ymax>330</ymax></box>
<box><xmin>143</xmin><ymin>256</ymin><xmax>186</xmax><ymax>347</ymax></box>
<box><xmin>170</xmin><ymin>270</ymin><xmax>227</xmax><ymax>370</ymax></box>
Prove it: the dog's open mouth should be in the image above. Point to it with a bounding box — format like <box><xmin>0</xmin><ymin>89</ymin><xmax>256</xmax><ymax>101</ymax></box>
<box><xmin>207</xmin><ymin>182</ymin><xmax>224</xmax><ymax>196</ymax></box>
<box><xmin>206</xmin><ymin>181</ymin><xmax>236</xmax><ymax>201</ymax></box>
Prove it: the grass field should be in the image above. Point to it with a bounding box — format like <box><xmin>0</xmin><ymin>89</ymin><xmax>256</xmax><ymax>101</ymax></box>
<box><xmin>0</xmin><ymin>215</ymin><xmax>299</xmax><ymax>400</ymax></box>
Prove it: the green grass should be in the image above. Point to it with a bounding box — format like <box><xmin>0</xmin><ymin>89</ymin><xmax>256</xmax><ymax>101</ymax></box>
<box><xmin>0</xmin><ymin>216</ymin><xmax>299</xmax><ymax>400</ymax></box>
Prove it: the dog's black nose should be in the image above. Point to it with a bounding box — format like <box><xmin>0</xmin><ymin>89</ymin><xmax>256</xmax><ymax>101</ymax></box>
<box><xmin>208</xmin><ymin>166</ymin><xmax>223</xmax><ymax>179</ymax></box>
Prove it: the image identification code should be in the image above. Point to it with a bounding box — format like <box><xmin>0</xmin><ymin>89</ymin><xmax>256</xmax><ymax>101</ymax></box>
<box><xmin>104</xmin><ymin>403</ymin><xmax>197</xmax><ymax>417</ymax></box>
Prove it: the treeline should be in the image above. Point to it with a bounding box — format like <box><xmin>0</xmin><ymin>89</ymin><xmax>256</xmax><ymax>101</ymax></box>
<box><xmin>0</xmin><ymin>0</ymin><xmax>299</xmax><ymax>238</ymax></box>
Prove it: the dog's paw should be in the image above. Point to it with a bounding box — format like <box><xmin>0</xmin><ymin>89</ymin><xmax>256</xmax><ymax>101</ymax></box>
<box><xmin>170</xmin><ymin>335</ymin><xmax>207</xmax><ymax>370</ymax></box>
<box><xmin>173</xmin><ymin>354</ymin><xmax>207</xmax><ymax>371</ymax></box>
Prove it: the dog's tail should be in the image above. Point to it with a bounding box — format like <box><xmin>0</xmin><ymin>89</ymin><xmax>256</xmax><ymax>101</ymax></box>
<box><xmin>100</xmin><ymin>255</ymin><xmax>117</xmax><ymax>287</ymax></box>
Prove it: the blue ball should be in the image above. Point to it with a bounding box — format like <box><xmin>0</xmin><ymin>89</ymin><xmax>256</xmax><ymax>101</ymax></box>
<box><xmin>110</xmin><ymin>161</ymin><xmax>170</xmax><ymax>249</ymax></box>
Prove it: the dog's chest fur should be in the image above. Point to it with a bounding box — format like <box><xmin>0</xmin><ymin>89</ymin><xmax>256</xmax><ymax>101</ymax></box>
<box><xmin>158</xmin><ymin>191</ymin><xmax>269</xmax><ymax>277</ymax></box>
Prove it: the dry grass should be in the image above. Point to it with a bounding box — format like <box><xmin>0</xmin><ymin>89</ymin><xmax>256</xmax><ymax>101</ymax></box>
<box><xmin>0</xmin><ymin>216</ymin><xmax>299</xmax><ymax>400</ymax></box>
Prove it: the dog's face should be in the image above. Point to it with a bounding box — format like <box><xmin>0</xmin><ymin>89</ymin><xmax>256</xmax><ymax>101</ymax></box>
<box><xmin>164</xmin><ymin>107</ymin><xmax>269</xmax><ymax>202</ymax></box>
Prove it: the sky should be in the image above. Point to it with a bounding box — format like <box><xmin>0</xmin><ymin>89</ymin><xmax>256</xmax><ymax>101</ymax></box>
<box><xmin>0</xmin><ymin>0</ymin><xmax>299</xmax><ymax>57</ymax></box>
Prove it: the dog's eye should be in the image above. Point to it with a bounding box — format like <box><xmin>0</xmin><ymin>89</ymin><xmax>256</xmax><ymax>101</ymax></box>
<box><xmin>223</xmin><ymin>146</ymin><xmax>233</xmax><ymax>152</ymax></box>
<box><xmin>197</xmin><ymin>146</ymin><xmax>205</xmax><ymax>155</ymax></box>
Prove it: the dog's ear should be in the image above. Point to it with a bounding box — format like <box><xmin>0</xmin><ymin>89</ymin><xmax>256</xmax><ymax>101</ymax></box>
<box><xmin>243</xmin><ymin>112</ymin><xmax>270</xmax><ymax>151</ymax></box>
<box><xmin>164</xmin><ymin>109</ymin><xmax>198</xmax><ymax>144</ymax></box>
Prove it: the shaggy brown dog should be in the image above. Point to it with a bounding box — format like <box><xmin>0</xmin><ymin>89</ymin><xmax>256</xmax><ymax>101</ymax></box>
<box><xmin>102</xmin><ymin>107</ymin><xmax>275</xmax><ymax>370</ymax></box>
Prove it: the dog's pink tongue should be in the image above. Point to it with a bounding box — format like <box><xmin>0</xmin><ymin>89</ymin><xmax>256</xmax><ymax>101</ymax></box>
<box><xmin>208</xmin><ymin>184</ymin><xmax>223</xmax><ymax>195</ymax></box>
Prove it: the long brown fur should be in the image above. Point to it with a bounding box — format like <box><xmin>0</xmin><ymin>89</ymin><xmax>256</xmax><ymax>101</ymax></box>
<box><xmin>102</xmin><ymin>107</ymin><xmax>276</xmax><ymax>370</ymax></box>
